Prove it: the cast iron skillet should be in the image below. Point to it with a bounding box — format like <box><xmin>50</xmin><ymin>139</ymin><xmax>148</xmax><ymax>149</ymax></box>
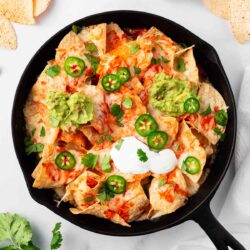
<box><xmin>12</xmin><ymin>10</ymin><xmax>245</xmax><ymax>250</ymax></box>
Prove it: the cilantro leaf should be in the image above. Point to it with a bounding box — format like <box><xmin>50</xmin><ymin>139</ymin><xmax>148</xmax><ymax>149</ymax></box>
<box><xmin>72</xmin><ymin>24</ymin><xmax>82</xmax><ymax>34</ymax></box>
<box><xmin>133</xmin><ymin>67</ymin><xmax>141</xmax><ymax>74</ymax></box>
<box><xmin>161</xmin><ymin>57</ymin><xmax>170</xmax><ymax>63</ymax></box>
<box><xmin>137</xmin><ymin>149</ymin><xmax>148</xmax><ymax>162</ymax></box>
<box><xmin>85</xmin><ymin>43</ymin><xmax>98</xmax><ymax>53</ymax></box>
<box><xmin>110</xmin><ymin>104</ymin><xmax>124</xmax><ymax>127</ymax></box>
<box><xmin>151</xmin><ymin>57</ymin><xmax>161</xmax><ymax>64</ymax></box>
<box><xmin>24</xmin><ymin>136</ymin><xmax>44</xmax><ymax>155</ymax></box>
<box><xmin>45</xmin><ymin>66</ymin><xmax>61</xmax><ymax>78</ymax></box>
<box><xmin>97</xmin><ymin>132</ymin><xmax>114</xmax><ymax>144</ymax></box>
<box><xmin>110</xmin><ymin>104</ymin><xmax>121</xmax><ymax>116</ymax></box>
<box><xmin>97</xmin><ymin>184</ymin><xmax>114</xmax><ymax>203</ymax></box>
<box><xmin>82</xmin><ymin>153</ymin><xmax>99</xmax><ymax>169</ymax></box>
<box><xmin>31</xmin><ymin>128</ymin><xmax>36</xmax><ymax>137</ymax></box>
<box><xmin>213</xmin><ymin>127</ymin><xmax>225</xmax><ymax>141</ymax></box>
<box><xmin>84</xmin><ymin>53</ymin><xmax>100</xmax><ymax>72</ymax></box>
<box><xmin>158</xmin><ymin>179</ymin><xmax>166</xmax><ymax>188</ymax></box>
<box><xmin>40</xmin><ymin>126</ymin><xmax>46</xmax><ymax>137</ymax></box>
<box><xmin>84</xmin><ymin>197</ymin><xmax>94</xmax><ymax>203</ymax></box>
<box><xmin>50</xmin><ymin>223</ymin><xmax>62</xmax><ymax>250</ymax></box>
<box><xmin>115</xmin><ymin>139</ymin><xmax>124</xmax><ymax>150</ymax></box>
<box><xmin>23</xmin><ymin>241</ymin><xmax>40</xmax><ymax>250</ymax></box>
<box><xmin>176</xmin><ymin>58</ymin><xmax>186</xmax><ymax>72</ymax></box>
<box><xmin>130</xmin><ymin>45</ymin><xmax>140</xmax><ymax>55</ymax></box>
<box><xmin>201</xmin><ymin>105</ymin><xmax>212</xmax><ymax>116</ymax></box>
<box><xmin>122</xmin><ymin>97</ymin><xmax>132</xmax><ymax>109</ymax></box>
<box><xmin>0</xmin><ymin>213</ymin><xmax>32</xmax><ymax>249</ymax></box>
<box><xmin>101</xmin><ymin>155</ymin><xmax>111</xmax><ymax>173</ymax></box>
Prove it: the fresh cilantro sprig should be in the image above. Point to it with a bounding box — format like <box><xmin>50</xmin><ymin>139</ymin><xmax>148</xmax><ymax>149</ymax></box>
<box><xmin>24</xmin><ymin>136</ymin><xmax>44</xmax><ymax>155</ymax></box>
<box><xmin>137</xmin><ymin>148</ymin><xmax>148</xmax><ymax>162</ymax></box>
<box><xmin>0</xmin><ymin>213</ymin><xmax>63</xmax><ymax>250</ymax></box>
<box><xmin>200</xmin><ymin>105</ymin><xmax>212</xmax><ymax>116</ymax></box>
<box><xmin>97</xmin><ymin>184</ymin><xmax>114</xmax><ymax>203</ymax></box>
<box><xmin>110</xmin><ymin>104</ymin><xmax>124</xmax><ymax>127</ymax></box>
<box><xmin>101</xmin><ymin>155</ymin><xmax>112</xmax><ymax>173</ymax></box>
<box><xmin>97</xmin><ymin>132</ymin><xmax>114</xmax><ymax>144</ymax></box>
<box><xmin>50</xmin><ymin>223</ymin><xmax>63</xmax><ymax>250</ymax></box>
<box><xmin>82</xmin><ymin>153</ymin><xmax>99</xmax><ymax>169</ymax></box>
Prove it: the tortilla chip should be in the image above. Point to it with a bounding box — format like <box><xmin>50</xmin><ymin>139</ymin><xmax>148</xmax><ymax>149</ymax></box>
<box><xmin>33</xmin><ymin>0</ymin><xmax>51</xmax><ymax>17</ymax></box>
<box><xmin>149</xmin><ymin>168</ymin><xmax>187</xmax><ymax>217</ymax></box>
<box><xmin>177</xmin><ymin>121</ymin><xmax>207</xmax><ymax>183</ymax></box>
<box><xmin>203</xmin><ymin>0</ymin><xmax>230</xmax><ymax>19</ymax></box>
<box><xmin>174</xmin><ymin>47</ymin><xmax>199</xmax><ymax>85</ymax></box>
<box><xmin>0</xmin><ymin>0</ymin><xmax>35</xmax><ymax>24</ymax></box>
<box><xmin>188</xmin><ymin>82</ymin><xmax>227</xmax><ymax>145</ymax></box>
<box><xmin>70</xmin><ymin>204</ymin><xmax>130</xmax><ymax>227</ymax></box>
<box><xmin>106</xmin><ymin>22</ymin><xmax>127</xmax><ymax>52</ymax></box>
<box><xmin>0</xmin><ymin>15</ymin><xmax>17</xmax><ymax>49</ymax></box>
<box><xmin>78</xmin><ymin>23</ymin><xmax>106</xmax><ymax>56</ymax></box>
<box><xmin>229</xmin><ymin>0</ymin><xmax>250</xmax><ymax>43</ymax></box>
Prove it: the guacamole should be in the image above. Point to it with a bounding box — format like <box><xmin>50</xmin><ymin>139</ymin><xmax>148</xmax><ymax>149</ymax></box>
<box><xmin>46</xmin><ymin>91</ymin><xmax>93</xmax><ymax>132</ymax></box>
<box><xmin>149</xmin><ymin>73</ymin><xmax>195</xmax><ymax>117</ymax></box>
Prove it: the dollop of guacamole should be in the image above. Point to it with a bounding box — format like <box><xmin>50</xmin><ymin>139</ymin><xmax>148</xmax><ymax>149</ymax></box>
<box><xmin>149</xmin><ymin>72</ymin><xmax>195</xmax><ymax>117</ymax></box>
<box><xmin>46</xmin><ymin>91</ymin><xmax>93</xmax><ymax>132</ymax></box>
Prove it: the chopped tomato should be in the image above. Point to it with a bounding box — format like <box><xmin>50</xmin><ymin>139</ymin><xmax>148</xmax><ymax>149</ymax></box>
<box><xmin>124</xmin><ymin>28</ymin><xmax>147</xmax><ymax>40</ymax></box>
<box><xmin>201</xmin><ymin>114</ymin><xmax>216</xmax><ymax>130</ymax></box>
<box><xmin>86</xmin><ymin>177</ymin><xmax>98</xmax><ymax>188</ymax></box>
<box><xmin>104</xmin><ymin>209</ymin><xmax>116</xmax><ymax>219</ymax></box>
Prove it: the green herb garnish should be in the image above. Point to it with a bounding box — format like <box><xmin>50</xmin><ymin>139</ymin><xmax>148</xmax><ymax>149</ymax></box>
<box><xmin>110</xmin><ymin>104</ymin><xmax>124</xmax><ymax>127</ymax></box>
<box><xmin>134</xmin><ymin>67</ymin><xmax>141</xmax><ymax>74</ymax></box>
<box><xmin>151</xmin><ymin>57</ymin><xmax>161</xmax><ymax>64</ymax></box>
<box><xmin>122</xmin><ymin>97</ymin><xmax>133</xmax><ymax>109</ymax></box>
<box><xmin>130</xmin><ymin>45</ymin><xmax>140</xmax><ymax>55</ymax></box>
<box><xmin>97</xmin><ymin>184</ymin><xmax>114</xmax><ymax>203</ymax></box>
<box><xmin>137</xmin><ymin>148</ymin><xmax>148</xmax><ymax>162</ymax></box>
<box><xmin>101</xmin><ymin>155</ymin><xmax>111</xmax><ymax>173</ymax></box>
<box><xmin>201</xmin><ymin>105</ymin><xmax>212</xmax><ymax>116</ymax></box>
<box><xmin>45</xmin><ymin>65</ymin><xmax>61</xmax><ymax>78</ymax></box>
<box><xmin>50</xmin><ymin>223</ymin><xmax>63</xmax><ymax>250</ymax></box>
<box><xmin>85</xmin><ymin>42</ymin><xmax>98</xmax><ymax>53</ymax></box>
<box><xmin>84</xmin><ymin>53</ymin><xmax>100</xmax><ymax>72</ymax></box>
<box><xmin>97</xmin><ymin>132</ymin><xmax>114</xmax><ymax>144</ymax></box>
<box><xmin>213</xmin><ymin>127</ymin><xmax>225</xmax><ymax>141</ymax></box>
<box><xmin>40</xmin><ymin>126</ymin><xmax>46</xmax><ymax>137</ymax></box>
<box><xmin>84</xmin><ymin>197</ymin><xmax>94</xmax><ymax>203</ymax></box>
<box><xmin>161</xmin><ymin>57</ymin><xmax>170</xmax><ymax>63</ymax></box>
<box><xmin>82</xmin><ymin>153</ymin><xmax>99</xmax><ymax>169</ymax></box>
<box><xmin>115</xmin><ymin>139</ymin><xmax>124</xmax><ymax>150</ymax></box>
<box><xmin>72</xmin><ymin>24</ymin><xmax>82</xmax><ymax>34</ymax></box>
<box><xmin>158</xmin><ymin>179</ymin><xmax>166</xmax><ymax>188</ymax></box>
<box><xmin>24</xmin><ymin>136</ymin><xmax>44</xmax><ymax>155</ymax></box>
<box><xmin>176</xmin><ymin>58</ymin><xmax>186</xmax><ymax>72</ymax></box>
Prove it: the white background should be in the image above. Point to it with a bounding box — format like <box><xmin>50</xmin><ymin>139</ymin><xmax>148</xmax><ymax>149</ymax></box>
<box><xmin>0</xmin><ymin>0</ymin><xmax>250</xmax><ymax>249</ymax></box>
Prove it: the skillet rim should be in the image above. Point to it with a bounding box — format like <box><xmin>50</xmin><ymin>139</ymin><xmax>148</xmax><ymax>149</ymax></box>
<box><xmin>11</xmin><ymin>10</ymin><xmax>237</xmax><ymax>236</ymax></box>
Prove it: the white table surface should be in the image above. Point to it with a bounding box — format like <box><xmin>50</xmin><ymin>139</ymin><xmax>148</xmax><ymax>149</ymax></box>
<box><xmin>1</xmin><ymin>0</ymin><xmax>250</xmax><ymax>249</ymax></box>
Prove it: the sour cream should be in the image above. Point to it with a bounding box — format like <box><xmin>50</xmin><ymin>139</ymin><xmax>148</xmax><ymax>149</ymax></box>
<box><xmin>110</xmin><ymin>136</ymin><xmax>177</xmax><ymax>174</ymax></box>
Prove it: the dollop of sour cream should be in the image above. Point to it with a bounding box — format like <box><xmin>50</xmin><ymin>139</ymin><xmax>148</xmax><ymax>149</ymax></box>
<box><xmin>110</xmin><ymin>136</ymin><xmax>177</xmax><ymax>174</ymax></box>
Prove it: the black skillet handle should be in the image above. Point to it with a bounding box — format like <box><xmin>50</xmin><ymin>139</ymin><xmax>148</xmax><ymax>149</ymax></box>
<box><xmin>191</xmin><ymin>202</ymin><xmax>246</xmax><ymax>250</ymax></box>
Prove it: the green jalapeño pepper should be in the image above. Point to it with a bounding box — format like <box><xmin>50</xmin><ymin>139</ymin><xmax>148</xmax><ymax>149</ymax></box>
<box><xmin>215</xmin><ymin>109</ymin><xmax>228</xmax><ymax>126</ymax></box>
<box><xmin>147</xmin><ymin>131</ymin><xmax>168</xmax><ymax>150</ymax></box>
<box><xmin>55</xmin><ymin>151</ymin><xmax>76</xmax><ymax>170</ymax></box>
<box><xmin>116</xmin><ymin>67</ymin><xmax>131</xmax><ymax>83</ymax></box>
<box><xmin>106</xmin><ymin>175</ymin><xmax>126</xmax><ymax>194</ymax></box>
<box><xmin>182</xmin><ymin>156</ymin><xmax>201</xmax><ymax>175</ymax></box>
<box><xmin>102</xmin><ymin>74</ymin><xmax>121</xmax><ymax>92</ymax></box>
<box><xmin>184</xmin><ymin>97</ymin><xmax>200</xmax><ymax>114</ymax></box>
<box><xmin>64</xmin><ymin>56</ymin><xmax>85</xmax><ymax>77</ymax></box>
<box><xmin>135</xmin><ymin>114</ymin><xmax>158</xmax><ymax>137</ymax></box>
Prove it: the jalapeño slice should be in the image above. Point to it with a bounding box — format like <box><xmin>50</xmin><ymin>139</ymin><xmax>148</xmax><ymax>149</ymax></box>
<box><xmin>147</xmin><ymin>131</ymin><xmax>168</xmax><ymax>150</ymax></box>
<box><xmin>116</xmin><ymin>67</ymin><xmax>131</xmax><ymax>83</ymax></box>
<box><xmin>102</xmin><ymin>74</ymin><xmax>121</xmax><ymax>92</ymax></box>
<box><xmin>105</xmin><ymin>175</ymin><xmax>126</xmax><ymax>194</ymax></box>
<box><xmin>215</xmin><ymin>110</ymin><xmax>228</xmax><ymax>126</ymax></box>
<box><xmin>184</xmin><ymin>97</ymin><xmax>200</xmax><ymax>114</ymax></box>
<box><xmin>182</xmin><ymin>156</ymin><xmax>201</xmax><ymax>175</ymax></box>
<box><xmin>135</xmin><ymin>114</ymin><xmax>158</xmax><ymax>137</ymax></box>
<box><xmin>64</xmin><ymin>56</ymin><xmax>85</xmax><ymax>77</ymax></box>
<box><xmin>55</xmin><ymin>151</ymin><xmax>76</xmax><ymax>170</ymax></box>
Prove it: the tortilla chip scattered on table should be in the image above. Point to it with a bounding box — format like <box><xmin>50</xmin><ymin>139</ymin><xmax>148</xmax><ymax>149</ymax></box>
<box><xmin>33</xmin><ymin>0</ymin><xmax>51</xmax><ymax>17</ymax></box>
<box><xmin>203</xmin><ymin>0</ymin><xmax>230</xmax><ymax>19</ymax></box>
<box><xmin>0</xmin><ymin>0</ymin><xmax>35</xmax><ymax>24</ymax></box>
<box><xmin>0</xmin><ymin>15</ymin><xmax>17</xmax><ymax>49</ymax></box>
<box><xmin>229</xmin><ymin>0</ymin><xmax>250</xmax><ymax>44</ymax></box>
